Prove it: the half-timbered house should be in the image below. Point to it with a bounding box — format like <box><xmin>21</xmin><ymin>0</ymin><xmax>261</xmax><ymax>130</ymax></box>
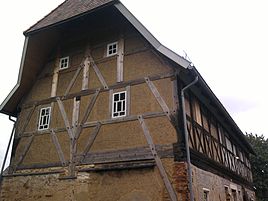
<box><xmin>0</xmin><ymin>0</ymin><xmax>255</xmax><ymax>200</ymax></box>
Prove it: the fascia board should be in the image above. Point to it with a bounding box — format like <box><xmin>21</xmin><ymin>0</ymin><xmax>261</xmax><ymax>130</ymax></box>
<box><xmin>0</xmin><ymin>37</ymin><xmax>29</xmax><ymax>116</ymax></box>
<box><xmin>114</xmin><ymin>2</ymin><xmax>191</xmax><ymax>69</ymax></box>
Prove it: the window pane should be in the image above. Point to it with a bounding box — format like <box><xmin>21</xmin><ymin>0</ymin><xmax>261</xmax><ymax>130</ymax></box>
<box><xmin>120</xmin><ymin>93</ymin><xmax>125</xmax><ymax>100</ymax></box>
<box><xmin>118</xmin><ymin>102</ymin><xmax>122</xmax><ymax>111</ymax></box>
<box><xmin>114</xmin><ymin>94</ymin><xmax>119</xmax><ymax>101</ymax></box>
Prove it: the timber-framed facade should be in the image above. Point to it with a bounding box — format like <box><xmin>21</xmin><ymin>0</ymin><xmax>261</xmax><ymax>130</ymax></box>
<box><xmin>0</xmin><ymin>0</ymin><xmax>255</xmax><ymax>200</ymax></box>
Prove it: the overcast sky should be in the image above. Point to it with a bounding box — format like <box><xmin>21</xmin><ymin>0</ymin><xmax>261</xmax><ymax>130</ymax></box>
<box><xmin>0</xmin><ymin>0</ymin><xmax>267</xmax><ymax>168</ymax></box>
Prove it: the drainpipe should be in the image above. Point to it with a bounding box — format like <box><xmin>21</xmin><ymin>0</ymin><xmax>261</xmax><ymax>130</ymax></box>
<box><xmin>181</xmin><ymin>76</ymin><xmax>198</xmax><ymax>201</ymax></box>
<box><xmin>0</xmin><ymin>116</ymin><xmax>16</xmax><ymax>182</ymax></box>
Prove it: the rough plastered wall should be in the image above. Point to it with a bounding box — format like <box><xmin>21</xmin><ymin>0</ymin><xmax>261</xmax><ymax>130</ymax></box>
<box><xmin>191</xmin><ymin>164</ymin><xmax>255</xmax><ymax>201</ymax></box>
<box><xmin>0</xmin><ymin>159</ymin><xmax>189</xmax><ymax>201</ymax></box>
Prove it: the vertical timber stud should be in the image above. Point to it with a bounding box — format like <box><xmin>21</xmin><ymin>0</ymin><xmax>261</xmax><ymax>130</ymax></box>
<box><xmin>138</xmin><ymin>116</ymin><xmax>178</xmax><ymax>201</ymax></box>
<box><xmin>82</xmin><ymin>57</ymin><xmax>90</xmax><ymax>91</ymax></box>
<box><xmin>117</xmin><ymin>36</ymin><xmax>124</xmax><ymax>82</ymax></box>
<box><xmin>126</xmin><ymin>86</ymin><xmax>130</xmax><ymax>116</ymax></box>
<box><xmin>109</xmin><ymin>89</ymin><xmax>114</xmax><ymax>118</ymax></box>
<box><xmin>70</xmin><ymin>97</ymin><xmax>80</xmax><ymax>176</ymax></box>
<box><xmin>51</xmin><ymin>49</ymin><xmax>60</xmax><ymax>97</ymax></box>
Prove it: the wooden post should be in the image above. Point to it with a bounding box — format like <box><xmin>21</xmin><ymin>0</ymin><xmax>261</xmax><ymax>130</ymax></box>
<box><xmin>117</xmin><ymin>37</ymin><xmax>124</xmax><ymax>82</ymax></box>
<box><xmin>138</xmin><ymin>115</ymin><xmax>178</xmax><ymax>201</ymax></box>
<box><xmin>126</xmin><ymin>85</ymin><xmax>130</xmax><ymax>116</ymax></box>
<box><xmin>51</xmin><ymin>50</ymin><xmax>60</xmax><ymax>97</ymax></box>
<box><xmin>82</xmin><ymin>57</ymin><xmax>90</xmax><ymax>91</ymax></box>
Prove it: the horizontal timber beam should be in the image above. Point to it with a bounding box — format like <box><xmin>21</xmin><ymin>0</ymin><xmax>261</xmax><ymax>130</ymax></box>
<box><xmin>14</xmin><ymin>144</ymin><xmax>173</xmax><ymax>171</ymax></box>
<box><xmin>21</xmin><ymin>111</ymin><xmax>166</xmax><ymax>137</ymax></box>
<box><xmin>21</xmin><ymin>72</ymin><xmax>175</xmax><ymax>110</ymax></box>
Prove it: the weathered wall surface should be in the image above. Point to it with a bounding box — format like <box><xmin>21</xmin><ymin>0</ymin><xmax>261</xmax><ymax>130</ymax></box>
<box><xmin>11</xmin><ymin>30</ymin><xmax>178</xmax><ymax>167</ymax></box>
<box><xmin>191</xmin><ymin>164</ymin><xmax>255</xmax><ymax>201</ymax></box>
<box><xmin>1</xmin><ymin>159</ymin><xmax>189</xmax><ymax>201</ymax></box>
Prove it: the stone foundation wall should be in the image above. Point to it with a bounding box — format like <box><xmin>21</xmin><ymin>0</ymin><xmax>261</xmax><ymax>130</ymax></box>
<box><xmin>192</xmin><ymin>164</ymin><xmax>255</xmax><ymax>201</ymax></box>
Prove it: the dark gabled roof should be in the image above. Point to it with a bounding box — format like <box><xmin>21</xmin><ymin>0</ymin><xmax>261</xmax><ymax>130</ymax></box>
<box><xmin>25</xmin><ymin>0</ymin><xmax>115</xmax><ymax>35</ymax></box>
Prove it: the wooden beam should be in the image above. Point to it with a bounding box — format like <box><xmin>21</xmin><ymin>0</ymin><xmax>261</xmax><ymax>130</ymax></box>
<box><xmin>145</xmin><ymin>77</ymin><xmax>171</xmax><ymax>118</ymax></box>
<box><xmin>51</xmin><ymin>51</ymin><xmax>60</xmax><ymax>97</ymax></box>
<box><xmin>82</xmin><ymin>57</ymin><xmax>90</xmax><ymax>90</ymax></box>
<box><xmin>89</xmin><ymin>53</ymin><xmax>108</xmax><ymax>89</ymax></box>
<box><xmin>138</xmin><ymin>115</ymin><xmax>178</xmax><ymax>201</ymax></box>
<box><xmin>14</xmin><ymin>144</ymin><xmax>173</xmax><ymax>170</ymax></box>
<box><xmin>80</xmin><ymin>122</ymin><xmax>102</xmax><ymax>163</ymax></box>
<box><xmin>78</xmin><ymin>144</ymin><xmax>173</xmax><ymax>164</ymax></box>
<box><xmin>18</xmin><ymin>106</ymin><xmax>36</xmax><ymax>137</ymax></box>
<box><xmin>14</xmin><ymin>135</ymin><xmax>34</xmax><ymax>170</ymax></box>
<box><xmin>75</xmin><ymin>89</ymin><xmax>100</xmax><ymax>140</ymax></box>
<box><xmin>56</xmin><ymin>98</ymin><xmax>74</xmax><ymax>139</ymax></box>
<box><xmin>22</xmin><ymin>72</ymin><xmax>175</xmax><ymax>110</ymax></box>
<box><xmin>21</xmin><ymin>111</ymin><xmax>167</xmax><ymax>137</ymax></box>
<box><xmin>50</xmin><ymin>130</ymin><xmax>66</xmax><ymax>166</ymax></box>
<box><xmin>72</xmin><ymin>97</ymin><xmax>80</xmax><ymax>134</ymax></box>
<box><xmin>126</xmin><ymin>85</ymin><xmax>131</xmax><ymax>116</ymax></box>
<box><xmin>117</xmin><ymin>37</ymin><xmax>124</xmax><ymax>82</ymax></box>
<box><xmin>64</xmin><ymin>66</ymin><xmax>82</xmax><ymax>97</ymax></box>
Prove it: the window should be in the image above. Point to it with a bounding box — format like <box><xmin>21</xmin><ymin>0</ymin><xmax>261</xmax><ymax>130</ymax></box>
<box><xmin>112</xmin><ymin>91</ymin><xmax>126</xmax><ymax>118</ymax></box>
<box><xmin>203</xmin><ymin>188</ymin><xmax>210</xmax><ymax>201</ymax></box>
<box><xmin>38</xmin><ymin>107</ymin><xmax>51</xmax><ymax>130</ymax></box>
<box><xmin>59</xmin><ymin>56</ymin><xmax>69</xmax><ymax>70</ymax></box>
<box><xmin>107</xmin><ymin>42</ymin><xmax>118</xmax><ymax>56</ymax></box>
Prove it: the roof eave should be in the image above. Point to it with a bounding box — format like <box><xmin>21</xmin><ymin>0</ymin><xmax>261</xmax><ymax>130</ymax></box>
<box><xmin>24</xmin><ymin>0</ymin><xmax>117</xmax><ymax>36</ymax></box>
<box><xmin>114</xmin><ymin>2</ymin><xmax>191</xmax><ymax>69</ymax></box>
<box><xmin>189</xmin><ymin>66</ymin><xmax>255</xmax><ymax>154</ymax></box>
<box><xmin>0</xmin><ymin>37</ymin><xmax>29</xmax><ymax>117</ymax></box>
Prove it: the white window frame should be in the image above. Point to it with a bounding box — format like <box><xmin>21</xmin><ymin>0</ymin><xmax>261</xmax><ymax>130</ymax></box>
<box><xmin>203</xmin><ymin>188</ymin><xmax>210</xmax><ymax>201</ymax></box>
<box><xmin>59</xmin><ymin>56</ymin><xmax>69</xmax><ymax>70</ymax></box>
<box><xmin>112</xmin><ymin>91</ymin><xmax>127</xmax><ymax>118</ymax></box>
<box><xmin>38</xmin><ymin>107</ymin><xmax>51</xmax><ymax>131</ymax></box>
<box><xmin>107</xmin><ymin>42</ymin><xmax>118</xmax><ymax>57</ymax></box>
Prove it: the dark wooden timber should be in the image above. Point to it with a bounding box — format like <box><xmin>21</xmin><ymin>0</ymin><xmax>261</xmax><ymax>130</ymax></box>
<box><xmin>21</xmin><ymin>72</ymin><xmax>175</xmax><ymax>110</ymax></box>
<box><xmin>138</xmin><ymin>116</ymin><xmax>178</xmax><ymax>201</ymax></box>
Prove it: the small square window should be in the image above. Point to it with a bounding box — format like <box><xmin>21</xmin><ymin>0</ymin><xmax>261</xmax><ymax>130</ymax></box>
<box><xmin>107</xmin><ymin>42</ymin><xmax>118</xmax><ymax>57</ymax></box>
<box><xmin>112</xmin><ymin>91</ymin><xmax>127</xmax><ymax>118</ymax></box>
<box><xmin>59</xmin><ymin>56</ymin><xmax>69</xmax><ymax>70</ymax></box>
<box><xmin>38</xmin><ymin>107</ymin><xmax>51</xmax><ymax>131</ymax></box>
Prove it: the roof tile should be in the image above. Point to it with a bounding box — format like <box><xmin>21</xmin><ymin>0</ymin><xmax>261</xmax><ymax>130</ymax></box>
<box><xmin>25</xmin><ymin>0</ymin><xmax>114</xmax><ymax>34</ymax></box>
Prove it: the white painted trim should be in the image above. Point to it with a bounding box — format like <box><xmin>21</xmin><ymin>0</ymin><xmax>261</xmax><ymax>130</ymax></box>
<box><xmin>59</xmin><ymin>56</ymin><xmax>70</xmax><ymax>70</ymax></box>
<box><xmin>107</xmin><ymin>41</ymin><xmax>118</xmax><ymax>57</ymax></box>
<box><xmin>38</xmin><ymin>106</ymin><xmax>51</xmax><ymax>131</ymax></box>
<box><xmin>111</xmin><ymin>91</ymin><xmax>127</xmax><ymax>118</ymax></box>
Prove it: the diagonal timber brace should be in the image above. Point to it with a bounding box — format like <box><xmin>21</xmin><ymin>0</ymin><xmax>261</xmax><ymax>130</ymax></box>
<box><xmin>80</xmin><ymin>122</ymin><xmax>102</xmax><ymax>163</ymax></box>
<box><xmin>138</xmin><ymin>115</ymin><xmax>178</xmax><ymax>201</ymax></box>
<box><xmin>56</xmin><ymin>98</ymin><xmax>75</xmax><ymax>140</ymax></box>
<box><xmin>88</xmin><ymin>53</ymin><xmax>108</xmax><ymax>89</ymax></box>
<box><xmin>75</xmin><ymin>89</ymin><xmax>100</xmax><ymax>140</ymax></box>
<box><xmin>50</xmin><ymin>129</ymin><xmax>67</xmax><ymax>166</ymax></box>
